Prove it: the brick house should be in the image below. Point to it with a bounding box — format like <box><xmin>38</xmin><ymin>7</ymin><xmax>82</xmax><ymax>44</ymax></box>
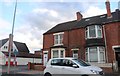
<box><xmin>42</xmin><ymin>0</ymin><xmax>120</xmax><ymax>72</ymax></box>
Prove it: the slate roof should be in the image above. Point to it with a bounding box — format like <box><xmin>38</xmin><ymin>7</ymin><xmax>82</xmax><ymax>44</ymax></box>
<box><xmin>44</xmin><ymin>9</ymin><xmax>120</xmax><ymax>35</ymax></box>
<box><xmin>0</xmin><ymin>38</ymin><xmax>29</xmax><ymax>53</ymax></box>
<box><xmin>2</xmin><ymin>51</ymin><xmax>41</xmax><ymax>58</ymax></box>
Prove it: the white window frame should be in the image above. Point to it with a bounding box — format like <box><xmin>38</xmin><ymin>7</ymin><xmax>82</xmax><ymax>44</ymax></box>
<box><xmin>71</xmin><ymin>48</ymin><xmax>79</xmax><ymax>59</ymax></box>
<box><xmin>86</xmin><ymin>47</ymin><xmax>105</xmax><ymax>63</ymax></box>
<box><xmin>51</xmin><ymin>48</ymin><xmax>65</xmax><ymax>58</ymax></box>
<box><xmin>85</xmin><ymin>25</ymin><xmax>103</xmax><ymax>39</ymax></box>
<box><xmin>53</xmin><ymin>32</ymin><xmax>64</xmax><ymax>46</ymax></box>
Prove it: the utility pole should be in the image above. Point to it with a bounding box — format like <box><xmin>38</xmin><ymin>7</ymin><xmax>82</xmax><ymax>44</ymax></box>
<box><xmin>7</xmin><ymin>0</ymin><xmax>17</xmax><ymax>74</ymax></box>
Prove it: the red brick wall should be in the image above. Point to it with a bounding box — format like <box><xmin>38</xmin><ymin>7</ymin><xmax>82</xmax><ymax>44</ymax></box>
<box><xmin>43</xmin><ymin>34</ymin><xmax>53</xmax><ymax>49</ymax></box>
<box><xmin>104</xmin><ymin>22</ymin><xmax>120</xmax><ymax>63</ymax></box>
<box><xmin>43</xmin><ymin>34</ymin><xmax>54</xmax><ymax>60</ymax></box>
<box><xmin>43</xmin><ymin>28</ymin><xmax>86</xmax><ymax>60</ymax></box>
<box><xmin>42</xmin><ymin>22</ymin><xmax>120</xmax><ymax>64</ymax></box>
<box><xmin>63</xmin><ymin>28</ymin><xmax>86</xmax><ymax>60</ymax></box>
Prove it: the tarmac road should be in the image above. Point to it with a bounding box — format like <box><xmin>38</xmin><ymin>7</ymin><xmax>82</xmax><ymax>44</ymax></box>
<box><xmin>0</xmin><ymin>65</ymin><xmax>120</xmax><ymax>76</ymax></box>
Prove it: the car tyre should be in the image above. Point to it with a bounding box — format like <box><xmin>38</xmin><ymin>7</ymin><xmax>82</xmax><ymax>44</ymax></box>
<box><xmin>44</xmin><ymin>72</ymin><xmax>52</xmax><ymax>76</ymax></box>
<box><xmin>81</xmin><ymin>75</ymin><xmax>89</xmax><ymax>76</ymax></box>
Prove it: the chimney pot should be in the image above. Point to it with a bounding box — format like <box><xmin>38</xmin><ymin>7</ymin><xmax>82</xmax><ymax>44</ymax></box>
<box><xmin>76</xmin><ymin>12</ymin><xmax>83</xmax><ymax>21</ymax></box>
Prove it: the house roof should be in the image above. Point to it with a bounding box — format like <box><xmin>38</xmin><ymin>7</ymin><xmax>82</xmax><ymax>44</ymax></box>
<box><xmin>0</xmin><ymin>38</ymin><xmax>29</xmax><ymax>53</ymax></box>
<box><xmin>44</xmin><ymin>9</ymin><xmax>120</xmax><ymax>35</ymax></box>
<box><xmin>2</xmin><ymin>51</ymin><xmax>41</xmax><ymax>58</ymax></box>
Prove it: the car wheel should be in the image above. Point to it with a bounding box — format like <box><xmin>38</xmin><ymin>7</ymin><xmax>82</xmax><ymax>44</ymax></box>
<box><xmin>82</xmin><ymin>75</ymin><xmax>89</xmax><ymax>76</ymax></box>
<box><xmin>44</xmin><ymin>72</ymin><xmax>52</xmax><ymax>76</ymax></box>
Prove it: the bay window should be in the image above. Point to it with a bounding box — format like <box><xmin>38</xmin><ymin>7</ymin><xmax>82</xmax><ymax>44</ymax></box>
<box><xmin>86</xmin><ymin>47</ymin><xmax>105</xmax><ymax>63</ymax></box>
<box><xmin>86</xmin><ymin>25</ymin><xmax>102</xmax><ymax>39</ymax></box>
<box><xmin>51</xmin><ymin>49</ymin><xmax>65</xmax><ymax>58</ymax></box>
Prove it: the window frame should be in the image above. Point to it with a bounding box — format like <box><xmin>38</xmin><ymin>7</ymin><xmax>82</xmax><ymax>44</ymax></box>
<box><xmin>85</xmin><ymin>47</ymin><xmax>105</xmax><ymax>63</ymax></box>
<box><xmin>53</xmin><ymin>32</ymin><xmax>64</xmax><ymax>46</ymax></box>
<box><xmin>85</xmin><ymin>25</ymin><xmax>103</xmax><ymax>39</ymax></box>
<box><xmin>71</xmin><ymin>48</ymin><xmax>79</xmax><ymax>59</ymax></box>
<box><xmin>51</xmin><ymin>48</ymin><xmax>65</xmax><ymax>58</ymax></box>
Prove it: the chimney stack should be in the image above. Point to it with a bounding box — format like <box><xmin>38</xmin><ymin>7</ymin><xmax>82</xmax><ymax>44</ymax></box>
<box><xmin>105</xmin><ymin>0</ymin><xmax>112</xmax><ymax>18</ymax></box>
<box><xmin>76</xmin><ymin>12</ymin><xmax>83</xmax><ymax>21</ymax></box>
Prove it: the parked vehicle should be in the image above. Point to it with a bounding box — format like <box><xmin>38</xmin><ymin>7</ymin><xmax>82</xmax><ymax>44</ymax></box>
<box><xmin>44</xmin><ymin>57</ymin><xmax>104</xmax><ymax>76</ymax></box>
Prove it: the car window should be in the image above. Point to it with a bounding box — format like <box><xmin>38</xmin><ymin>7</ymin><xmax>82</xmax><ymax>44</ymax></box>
<box><xmin>51</xmin><ymin>59</ymin><xmax>75</xmax><ymax>67</ymax></box>
<box><xmin>62</xmin><ymin>59</ymin><xmax>74</xmax><ymax>67</ymax></box>
<box><xmin>51</xmin><ymin>59</ymin><xmax>63</xmax><ymax>66</ymax></box>
<box><xmin>72</xmin><ymin>59</ymin><xmax>90</xmax><ymax>66</ymax></box>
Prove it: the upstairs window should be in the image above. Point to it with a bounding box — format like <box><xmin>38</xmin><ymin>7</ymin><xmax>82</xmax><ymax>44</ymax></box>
<box><xmin>54</xmin><ymin>32</ymin><xmax>64</xmax><ymax>46</ymax></box>
<box><xmin>86</xmin><ymin>25</ymin><xmax>102</xmax><ymax>39</ymax></box>
<box><xmin>4</xmin><ymin>46</ymin><xmax>8</xmax><ymax>49</ymax></box>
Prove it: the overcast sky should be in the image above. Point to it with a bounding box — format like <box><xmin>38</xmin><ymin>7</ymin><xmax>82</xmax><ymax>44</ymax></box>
<box><xmin>0</xmin><ymin>0</ymin><xmax>119</xmax><ymax>53</ymax></box>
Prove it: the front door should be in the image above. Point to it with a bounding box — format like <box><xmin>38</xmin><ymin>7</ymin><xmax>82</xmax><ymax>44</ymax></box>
<box><xmin>116</xmin><ymin>52</ymin><xmax>120</xmax><ymax>72</ymax></box>
<box><xmin>43</xmin><ymin>52</ymin><xmax>48</xmax><ymax>66</ymax></box>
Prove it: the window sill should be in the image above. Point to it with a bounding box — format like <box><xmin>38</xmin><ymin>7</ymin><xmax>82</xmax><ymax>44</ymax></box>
<box><xmin>86</xmin><ymin>37</ymin><xmax>103</xmax><ymax>40</ymax></box>
<box><xmin>54</xmin><ymin>44</ymin><xmax>63</xmax><ymax>46</ymax></box>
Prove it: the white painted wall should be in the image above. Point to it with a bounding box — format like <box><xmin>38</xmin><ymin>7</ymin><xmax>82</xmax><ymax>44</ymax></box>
<box><xmin>16</xmin><ymin>58</ymin><xmax>42</xmax><ymax>65</ymax></box>
<box><xmin>1</xmin><ymin>40</ymin><xmax>18</xmax><ymax>52</ymax></box>
<box><xmin>0</xmin><ymin>40</ymin><xmax>42</xmax><ymax>65</ymax></box>
<box><xmin>0</xmin><ymin>52</ymin><xmax>6</xmax><ymax>65</ymax></box>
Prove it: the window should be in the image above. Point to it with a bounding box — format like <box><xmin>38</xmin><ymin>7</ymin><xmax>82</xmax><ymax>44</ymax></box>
<box><xmin>51</xmin><ymin>59</ymin><xmax>74</xmax><ymax>67</ymax></box>
<box><xmin>51</xmin><ymin>59</ymin><xmax>62</xmax><ymax>66</ymax></box>
<box><xmin>86</xmin><ymin>25</ymin><xmax>102</xmax><ymax>39</ymax></box>
<box><xmin>86</xmin><ymin>47</ymin><xmax>105</xmax><ymax>63</ymax></box>
<box><xmin>60</xmin><ymin>50</ymin><xmax>64</xmax><ymax>58</ymax></box>
<box><xmin>54</xmin><ymin>32</ymin><xmax>64</xmax><ymax>46</ymax></box>
<box><xmin>51</xmin><ymin>49</ymin><xmax>65</xmax><ymax>58</ymax></box>
<box><xmin>63</xmin><ymin>59</ymin><xmax>74</xmax><ymax>67</ymax></box>
<box><xmin>4</xmin><ymin>46</ymin><xmax>8</xmax><ymax>49</ymax></box>
<box><xmin>53</xmin><ymin>50</ymin><xmax>59</xmax><ymax>58</ymax></box>
<box><xmin>72</xmin><ymin>49</ymin><xmax>78</xmax><ymax>58</ymax></box>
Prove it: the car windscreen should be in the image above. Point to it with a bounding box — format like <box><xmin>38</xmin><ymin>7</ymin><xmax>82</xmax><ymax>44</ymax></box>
<box><xmin>72</xmin><ymin>59</ymin><xmax>91</xmax><ymax>67</ymax></box>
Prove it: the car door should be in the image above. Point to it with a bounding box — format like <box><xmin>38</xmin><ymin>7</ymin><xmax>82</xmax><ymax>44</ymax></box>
<box><xmin>60</xmin><ymin>59</ymin><xmax>80</xmax><ymax>74</ymax></box>
<box><xmin>50</xmin><ymin>59</ymin><xmax>62</xmax><ymax>74</ymax></box>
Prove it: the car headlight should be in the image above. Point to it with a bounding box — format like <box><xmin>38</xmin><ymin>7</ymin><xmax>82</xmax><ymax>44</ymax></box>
<box><xmin>90</xmin><ymin>70</ymin><xmax>99</xmax><ymax>74</ymax></box>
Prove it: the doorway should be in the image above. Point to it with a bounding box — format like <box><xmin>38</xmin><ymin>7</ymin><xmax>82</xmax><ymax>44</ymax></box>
<box><xmin>43</xmin><ymin>51</ymin><xmax>48</xmax><ymax>66</ymax></box>
<box><xmin>115</xmin><ymin>52</ymin><xmax>120</xmax><ymax>72</ymax></box>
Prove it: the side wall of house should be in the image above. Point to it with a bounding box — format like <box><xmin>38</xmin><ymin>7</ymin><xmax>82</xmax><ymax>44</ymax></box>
<box><xmin>105</xmin><ymin>22</ymin><xmax>120</xmax><ymax>63</ymax></box>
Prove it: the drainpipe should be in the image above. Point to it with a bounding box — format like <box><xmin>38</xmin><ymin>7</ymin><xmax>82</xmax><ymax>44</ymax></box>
<box><xmin>68</xmin><ymin>29</ymin><xmax>70</xmax><ymax>57</ymax></box>
<box><xmin>103</xmin><ymin>25</ymin><xmax>108</xmax><ymax>63</ymax></box>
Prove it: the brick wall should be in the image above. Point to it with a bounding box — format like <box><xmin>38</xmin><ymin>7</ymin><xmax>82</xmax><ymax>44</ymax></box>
<box><xmin>104</xmin><ymin>22</ymin><xmax>120</xmax><ymax>63</ymax></box>
<box><xmin>42</xmin><ymin>22</ymin><xmax>120</xmax><ymax>68</ymax></box>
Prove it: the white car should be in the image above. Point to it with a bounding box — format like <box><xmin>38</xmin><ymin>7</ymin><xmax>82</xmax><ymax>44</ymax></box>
<box><xmin>44</xmin><ymin>58</ymin><xmax>104</xmax><ymax>76</ymax></box>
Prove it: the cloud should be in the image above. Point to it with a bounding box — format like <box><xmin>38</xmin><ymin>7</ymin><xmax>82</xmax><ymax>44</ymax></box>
<box><xmin>15</xmin><ymin>2</ymin><xmax>107</xmax><ymax>53</ymax></box>
<box><xmin>2</xmin><ymin>0</ymin><xmax>119</xmax><ymax>2</ymax></box>
<box><xmin>1</xmin><ymin>1</ymin><xmax>116</xmax><ymax>53</ymax></box>
<box><xmin>14</xmin><ymin>24</ymin><xmax>43</xmax><ymax>53</ymax></box>
<box><xmin>83</xmin><ymin>6</ymin><xmax>106</xmax><ymax>18</ymax></box>
<box><xmin>0</xmin><ymin>18</ymin><xmax>11</xmax><ymax>41</ymax></box>
<box><xmin>0</xmin><ymin>18</ymin><xmax>11</xmax><ymax>29</ymax></box>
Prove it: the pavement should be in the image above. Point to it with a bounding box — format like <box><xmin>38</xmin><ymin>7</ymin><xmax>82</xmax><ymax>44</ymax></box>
<box><xmin>0</xmin><ymin>65</ymin><xmax>43</xmax><ymax>76</ymax></box>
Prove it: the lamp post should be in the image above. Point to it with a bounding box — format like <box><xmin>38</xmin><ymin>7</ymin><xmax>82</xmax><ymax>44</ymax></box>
<box><xmin>7</xmin><ymin>0</ymin><xmax>17</xmax><ymax>74</ymax></box>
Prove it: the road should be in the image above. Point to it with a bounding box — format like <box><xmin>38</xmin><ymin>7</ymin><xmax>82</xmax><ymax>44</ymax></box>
<box><xmin>0</xmin><ymin>65</ymin><xmax>120</xmax><ymax>76</ymax></box>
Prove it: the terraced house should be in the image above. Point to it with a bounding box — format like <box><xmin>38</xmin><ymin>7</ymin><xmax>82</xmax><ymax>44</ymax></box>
<box><xmin>42</xmin><ymin>0</ymin><xmax>120</xmax><ymax>72</ymax></box>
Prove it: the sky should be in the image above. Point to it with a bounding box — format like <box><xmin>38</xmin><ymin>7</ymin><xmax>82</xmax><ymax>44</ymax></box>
<box><xmin>0</xmin><ymin>0</ymin><xmax>120</xmax><ymax>53</ymax></box>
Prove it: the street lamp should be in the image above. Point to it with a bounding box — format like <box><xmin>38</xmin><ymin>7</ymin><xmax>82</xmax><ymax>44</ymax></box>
<box><xmin>7</xmin><ymin>0</ymin><xmax>17</xmax><ymax>74</ymax></box>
